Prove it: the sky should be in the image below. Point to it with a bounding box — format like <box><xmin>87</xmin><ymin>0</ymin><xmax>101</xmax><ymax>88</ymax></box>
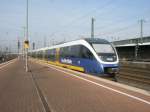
<box><xmin>0</xmin><ymin>0</ymin><xmax>150</xmax><ymax>52</ymax></box>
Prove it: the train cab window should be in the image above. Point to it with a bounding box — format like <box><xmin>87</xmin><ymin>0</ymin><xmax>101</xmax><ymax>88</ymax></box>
<box><xmin>81</xmin><ymin>46</ymin><xmax>94</xmax><ymax>59</ymax></box>
<box><xmin>92</xmin><ymin>44</ymin><xmax>115</xmax><ymax>54</ymax></box>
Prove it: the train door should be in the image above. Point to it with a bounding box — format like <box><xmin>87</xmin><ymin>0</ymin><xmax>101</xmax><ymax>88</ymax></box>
<box><xmin>80</xmin><ymin>45</ymin><xmax>103</xmax><ymax>74</ymax></box>
<box><xmin>56</xmin><ymin>48</ymin><xmax>60</xmax><ymax>63</ymax></box>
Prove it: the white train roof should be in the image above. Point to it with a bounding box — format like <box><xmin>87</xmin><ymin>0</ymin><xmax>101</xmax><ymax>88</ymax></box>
<box><xmin>30</xmin><ymin>38</ymin><xmax>109</xmax><ymax>52</ymax></box>
<box><xmin>30</xmin><ymin>38</ymin><xmax>118</xmax><ymax>64</ymax></box>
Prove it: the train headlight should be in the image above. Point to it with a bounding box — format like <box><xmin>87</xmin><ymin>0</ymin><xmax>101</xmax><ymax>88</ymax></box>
<box><xmin>106</xmin><ymin>57</ymin><xmax>113</xmax><ymax>61</ymax></box>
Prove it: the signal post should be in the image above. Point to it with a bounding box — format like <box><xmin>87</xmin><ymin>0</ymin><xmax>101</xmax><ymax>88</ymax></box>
<box><xmin>24</xmin><ymin>40</ymin><xmax>29</xmax><ymax>72</ymax></box>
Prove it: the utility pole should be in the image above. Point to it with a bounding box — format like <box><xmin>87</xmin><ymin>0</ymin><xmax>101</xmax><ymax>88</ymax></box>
<box><xmin>22</xmin><ymin>27</ymin><xmax>26</xmax><ymax>60</ymax></box>
<box><xmin>135</xmin><ymin>39</ymin><xmax>138</xmax><ymax>61</ymax></box>
<box><xmin>135</xmin><ymin>19</ymin><xmax>145</xmax><ymax>60</ymax></box>
<box><xmin>23</xmin><ymin>27</ymin><xmax>26</xmax><ymax>38</ymax></box>
<box><xmin>44</xmin><ymin>36</ymin><xmax>46</xmax><ymax>47</ymax></box>
<box><xmin>139</xmin><ymin>19</ymin><xmax>145</xmax><ymax>43</ymax></box>
<box><xmin>52</xmin><ymin>38</ymin><xmax>54</xmax><ymax>45</ymax></box>
<box><xmin>17</xmin><ymin>39</ymin><xmax>20</xmax><ymax>59</ymax></box>
<box><xmin>91</xmin><ymin>17</ymin><xmax>95</xmax><ymax>38</ymax></box>
<box><xmin>32</xmin><ymin>42</ymin><xmax>35</xmax><ymax>50</ymax></box>
<box><xmin>64</xmin><ymin>37</ymin><xmax>66</xmax><ymax>43</ymax></box>
<box><xmin>25</xmin><ymin>0</ymin><xmax>29</xmax><ymax>72</ymax></box>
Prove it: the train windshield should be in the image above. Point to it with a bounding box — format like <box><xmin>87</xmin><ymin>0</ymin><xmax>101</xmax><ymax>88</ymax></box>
<box><xmin>92</xmin><ymin>44</ymin><xmax>115</xmax><ymax>54</ymax></box>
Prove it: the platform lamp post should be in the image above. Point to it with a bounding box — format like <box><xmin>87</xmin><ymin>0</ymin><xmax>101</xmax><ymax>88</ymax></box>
<box><xmin>25</xmin><ymin>0</ymin><xmax>29</xmax><ymax>72</ymax></box>
<box><xmin>17</xmin><ymin>39</ymin><xmax>20</xmax><ymax>59</ymax></box>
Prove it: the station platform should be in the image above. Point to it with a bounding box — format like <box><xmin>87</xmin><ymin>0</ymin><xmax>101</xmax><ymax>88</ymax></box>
<box><xmin>0</xmin><ymin>59</ymin><xmax>149</xmax><ymax>112</ymax></box>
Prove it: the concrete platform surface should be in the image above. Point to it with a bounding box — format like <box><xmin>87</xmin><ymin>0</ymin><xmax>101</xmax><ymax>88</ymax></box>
<box><xmin>0</xmin><ymin>59</ymin><xmax>149</xmax><ymax>112</ymax></box>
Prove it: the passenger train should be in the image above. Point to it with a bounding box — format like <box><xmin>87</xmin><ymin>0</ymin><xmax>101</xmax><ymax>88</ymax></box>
<box><xmin>29</xmin><ymin>38</ymin><xmax>119</xmax><ymax>76</ymax></box>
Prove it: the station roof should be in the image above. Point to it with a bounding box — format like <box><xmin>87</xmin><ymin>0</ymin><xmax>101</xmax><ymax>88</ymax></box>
<box><xmin>113</xmin><ymin>36</ymin><xmax>150</xmax><ymax>47</ymax></box>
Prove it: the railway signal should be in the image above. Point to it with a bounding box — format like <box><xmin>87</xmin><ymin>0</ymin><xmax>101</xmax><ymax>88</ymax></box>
<box><xmin>24</xmin><ymin>40</ymin><xmax>29</xmax><ymax>49</ymax></box>
<box><xmin>24</xmin><ymin>40</ymin><xmax>29</xmax><ymax>72</ymax></box>
<box><xmin>25</xmin><ymin>0</ymin><xmax>29</xmax><ymax>72</ymax></box>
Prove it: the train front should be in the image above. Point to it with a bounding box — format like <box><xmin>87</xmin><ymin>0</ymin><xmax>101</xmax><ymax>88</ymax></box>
<box><xmin>86</xmin><ymin>38</ymin><xmax>119</xmax><ymax>76</ymax></box>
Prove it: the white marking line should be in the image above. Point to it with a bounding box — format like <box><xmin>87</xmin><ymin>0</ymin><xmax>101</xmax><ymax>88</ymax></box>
<box><xmin>0</xmin><ymin>60</ymin><xmax>16</xmax><ymax>69</ymax></box>
<box><xmin>41</xmin><ymin>62</ymin><xmax>150</xmax><ymax>105</ymax></box>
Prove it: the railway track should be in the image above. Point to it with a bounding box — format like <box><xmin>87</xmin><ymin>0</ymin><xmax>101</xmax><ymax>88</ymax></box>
<box><xmin>116</xmin><ymin>62</ymin><xmax>150</xmax><ymax>91</ymax></box>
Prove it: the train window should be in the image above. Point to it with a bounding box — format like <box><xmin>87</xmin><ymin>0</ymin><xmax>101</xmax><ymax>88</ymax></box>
<box><xmin>45</xmin><ymin>50</ymin><xmax>48</xmax><ymax>59</ymax></box>
<box><xmin>69</xmin><ymin>45</ymin><xmax>81</xmax><ymax>58</ymax></box>
<box><xmin>60</xmin><ymin>45</ymin><xmax>81</xmax><ymax>58</ymax></box>
<box><xmin>37</xmin><ymin>51</ymin><xmax>40</xmax><ymax>58</ymax></box>
<box><xmin>42</xmin><ymin>50</ymin><xmax>46</xmax><ymax>59</ymax></box>
<box><xmin>60</xmin><ymin>47</ymin><xmax>70</xmax><ymax>58</ymax></box>
<box><xmin>40</xmin><ymin>51</ymin><xmax>43</xmax><ymax>59</ymax></box>
<box><xmin>52</xmin><ymin>49</ymin><xmax>56</xmax><ymax>61</ymax></box>
<box><xmin>81</xmin><ymin>46</ymin><xmax>94</xmax><ymax>59</ymax></box>
<box><xmin>60</xmin><ymin>47</ymin><xmax>66</xmax><ymax>58</ymax></box>
<box><xmin>65</xmin><ymin>47</ymin><xmax>71</xmax><ymax>57</ymax></box>
<box><xmin>50</xmin><ymin>49</ymin><xmax>56</xmax><ymax>61</ymax></box>
<box><xmin>39</xmin><ymin>51</ymin><xmax>41</xmax><ymax>58</ymax></box>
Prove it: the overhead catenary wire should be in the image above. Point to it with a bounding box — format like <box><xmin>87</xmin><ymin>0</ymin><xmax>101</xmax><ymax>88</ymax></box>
<box><xmin>62</xmin><ymin>0</ymin><xmax>115</xmax><ymax>27</ymax></box>
<box><xmin>96</xmin><ymin>23</ymin><xmax>138</xmax><ymax>36</ymax></box>
<box><xmin>50</xmin><ymin>0</ymin><xmax>116</xmax><ymax>37</ymax></box>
